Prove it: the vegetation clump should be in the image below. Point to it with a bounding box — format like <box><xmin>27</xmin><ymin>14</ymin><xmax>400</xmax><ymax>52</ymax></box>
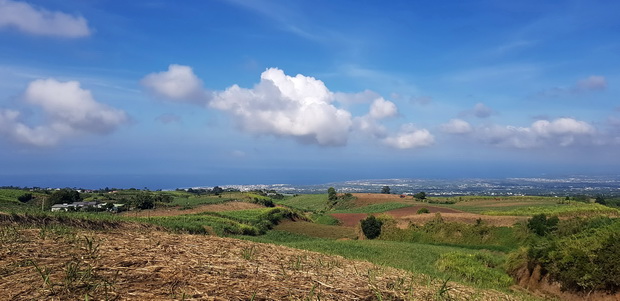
<box><xmin>360</xmin><ymin>215</ymin><xmax>383</xmax><ymax>239</ymax></box>
<box><xmin>526</xmin><ymin>213</ymin><xmax>558</xmax><ymax>236</ymax></box>
<box><xmin>513</xmin><ymin>216</ymin><xmax>620</xmax><ymax>293</ymax></box>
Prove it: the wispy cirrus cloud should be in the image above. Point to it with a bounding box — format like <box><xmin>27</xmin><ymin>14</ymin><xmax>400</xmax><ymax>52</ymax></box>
<box><xmin>459</xmin><ymin>103</ymin><xmax>496</xmax><ymax>119</ymax></box>
<box><xmin>537</xmin><ymin>75</ymin><xmax>607</xmax><ymax>98</ymax></box>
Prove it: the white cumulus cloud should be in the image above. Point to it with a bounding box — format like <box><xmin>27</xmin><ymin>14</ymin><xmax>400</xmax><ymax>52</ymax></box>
<box><xmin>210</xmin><ymin>68</ymin><xmax>352</xmax><ymax>146</ymax></box>
<box><xmin>474</xmin><ymin>118</ymin><xmax>596</xmax><ymax>148</ymax></box>
<box><xmin>0</xmin><ymin>0</ymin><xmax>91</xmax><ymax>37</ymax></box>
<box><xmin>142</xmin><ymin>66</ymin><xmax>434</xmax><ymax>149</ymax></box>
<box><xmin>0</xmin><ymin>78</ymin><xmax>127</xmax><ymax>147</ymax></box>
<box><xmin>382</xmin><ymin>124</ymin><xmax>434</xmax><ymax>149</ymax></box>
<box><xmin>440</xmin><ymin>119</ymin><xmax>472</xmax><ymax>134</ymax></box>
<box><xmin>141</xmin><ymin>64</ymin><xmax>210</xmax><ymax>104</ymax></box>
<box><xmin>368</xmin><ymin>97</ymin><xmax>398</xmax><ymax>120</ymax></box>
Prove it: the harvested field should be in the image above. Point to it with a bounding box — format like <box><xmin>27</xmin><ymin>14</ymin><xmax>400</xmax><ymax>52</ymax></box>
<box><xmin>121</xmin><ymin>201</ymin><xmax>263</xmax><ymax>217</ymax></box>
<box><xmin>331</xmin><ymin>205</ymin><xmax>525</xmax><ymax>228</ymax></box>
<box><xmin>330</xmin><ymin>213</ymin><xmax>368</xmax><ymax>227</ymax></box>
<box><xmin>351</xmin><ymin>193</ymin><xmax>412</xmax><ymax>207</ymax></box>
<box><xmin>0</xmin><ymin>225</ymin><xmax>519</xmax><ymax>300</ymax></box>
<box><xmin>387</xmin><ymin>206</ymin><xmax>462</xmax><ymax>217</ymax></box>
<box><xmin>395</xmin><ymin>213</ymin><xmax>527</xmax><ymax>228</ymax></box>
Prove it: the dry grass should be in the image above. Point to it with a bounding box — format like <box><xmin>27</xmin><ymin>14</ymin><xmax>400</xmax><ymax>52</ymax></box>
<box><xmin>395</xmin><ymin>213</ymin><xmax>527</xmax><ymax>228</ymax></box>
<box><xmin>0</xmin><ymin>223</ymin><xmax>521</xmax><ymax>300</ymax></box>
<box><xmin>121</xmin><ymin>201</ymin><xmax>264</xmax><ymax>218</ymax></box>
<box><xmin>330</xmin><ymin>205</ymin><xmax>525</xmax><ymax>228</ymax></box>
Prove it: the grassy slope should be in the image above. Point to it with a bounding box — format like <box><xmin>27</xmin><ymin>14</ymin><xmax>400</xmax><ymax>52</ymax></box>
<box><xmin>413</xmin><ymin>195</ymin><xmax>620</xmax><ymax>217</ymax></box>
<box><xmin>240</xmin><ymin>230</ymin><xmax>515</xmax><ymax>291</ymax></box>
<box><xmin>331</xmin><ymin>202</ymin><xmax>411</xmax><ymax>213</ymax></box>
<box><xmin>276</xmin><ymin>194</ymin><xmax>328</xmax><ymax>211</ymax></box>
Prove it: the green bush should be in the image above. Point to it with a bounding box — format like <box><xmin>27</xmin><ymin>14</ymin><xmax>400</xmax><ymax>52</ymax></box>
<box><xmin>360</xmin><ymin>215</ymin><xmax>382</xmax><ymax>239</ymax></box>
<box><xmin>527</xmin><ymin>214</ymin><xmax>558</xmax><ymax>236</ymax></box>
<box><xmin>417</xmin><ymin>207</ymin><xmax>430</xmax><ymax>214</ymax></box>
<box><xmin>251</xmin><ymin>197</ymin><xmax>275</xmax><ymax>207</ymax></box>
<box><xmin>518</xmin><ymin>217</ymin><xmax>620</xmax><ymax>293</ymax></box>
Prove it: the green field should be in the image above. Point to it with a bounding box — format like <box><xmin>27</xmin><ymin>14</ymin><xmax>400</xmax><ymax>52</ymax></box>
<box><xmin>415</xmin><ymin>195</ymin><xmax>620</xmax><ymax>217</ymax></box>
<box><xmin>331</xmin><ymin>202</ymin><xmax>410</xmax><ymax>213</ymax></box>
<box><xmin>167</xmin><ymin>192</ymin><xmax>246</xmax><ymax>208</ymax></box>
<box><xmin>274</xmin><ymin>221</ymin><xmax>358</xmax><ymax>239</ymax></box>
<box><xmin>275</xmin><ymin>193</ymin><xmax>329</xmax><ymax>211</ymax></box>
<box><xmin>483</xmin><ymin>202</ymin><xmax>620</xmax><ymax>216</ymax></box>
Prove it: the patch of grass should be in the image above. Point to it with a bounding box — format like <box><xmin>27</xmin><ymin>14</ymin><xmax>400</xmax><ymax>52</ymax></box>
<box><xmin>311</xmin><ymin>213</ymin><xmax>340</xmax><ymax>225</ymax></box>
<box><xmin>141</xmin><ymin>215</ymin><xmax>260</xmax><ymax>235</ymax></box>
<box><xmin>241</xmin><ymin>230</ymin><xmax>507</xmax><ymax>288</ymax></box>
<box><xmin>331</xmin><ymin>203</ymin><xmax>410</xmax><ymax>214</ymax></box>
<box><xmin>0</xmin><ymin>199</ymin><xmax>32</xmax><ymax>212</ymax></box>
<box><xmin>0</xmin><ymin>189</ymin><xmax>39</xmax><ymax>203</ymax></box>
<box><xmin>427</xmin><ymin>196</ymin><xmax>562</xmax><ymax>214</ymax></box>
<box><xmin>483</xmin><ymin>202</ymin><xmax>619</xmax><ymax>217</ymax></box>
<box><xmin>381</xmin><ymin>218</ymin><xmax>522</xmax><ymax>252</ymax></box>
<box><xmin>274</xmin><ymin>221</ymin><xmax>357</xmax><ymax>239</ymax></box>
<box><xmin>435</xmin><ymin>251</ymin><xmax>513</xmax><ymax>288</ymax></box>
<box><xmin>275</xmin><ymin>194</ymin><xmax>328</xmax><ymax>211</ymax></box>
<box><xmin>167</xmin><ymin>195</ymin><xmax>231</xmax><ymax>208</ymax></box>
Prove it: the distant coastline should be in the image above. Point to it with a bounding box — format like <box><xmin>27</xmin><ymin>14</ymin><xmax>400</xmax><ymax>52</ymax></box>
<box><xmin>2</xmin><ymin>175</ymin><xmax>619</xmax><ymax>196</ymax></box>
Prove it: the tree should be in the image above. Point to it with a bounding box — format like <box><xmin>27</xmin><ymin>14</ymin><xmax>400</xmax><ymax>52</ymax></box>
<box><xmin>211</xmin><ymin>186</ymin><xmax>224</xmax><ymax>195</ymax></box>
<box><xmin>527</xmin><ymin>213</ymin><xmax>559</xmax><ymax>236</ymax></box>
<box><xmin>327</xmin><ymin>187</ymin><xmax>337</xmax><ymax>201</ymax></box>
<box><xmin>595</xmin><ymin>195</ymin><xmax>606</xmax><ymax>205</ymax></box>
<box><xmin>133</xmin><ymin>192</ymin><xmax>154</xmax><ymax>210</ymax></box>
<box><xmin>48</xmin><ymin>189</ymin><xmax>81</xmax><ymax>205</ymax></box>
<box><xmin>360</xmin><ymin>215</ymin><xmax>383</xmax><ymax>239</ymax></box>
<box><xmin>414</xmin><ymin>191</ymin><xmax>427</xmax><ymax>201</ymax></box>
<box><xmin>17</xmin><ymin>193</ymin><xmax>33</xmax><ymax>203</ymax></box>
<box><xmin>381</xmin><ymin>186</ymin><xmax>391</xmax><ymax>194</ymax></box>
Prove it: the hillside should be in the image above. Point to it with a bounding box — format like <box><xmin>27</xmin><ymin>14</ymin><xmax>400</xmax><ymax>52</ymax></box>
<box><xmin>0</xmin><ymin>215</ymin><xmax>520</xmax><ymax>300</ymax></box>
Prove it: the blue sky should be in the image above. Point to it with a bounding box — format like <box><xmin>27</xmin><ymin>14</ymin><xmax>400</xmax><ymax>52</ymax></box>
<box><xmin>0</xmin><ymin>0</ymin><xmax>619</xmax><ymax>188</ymax></box>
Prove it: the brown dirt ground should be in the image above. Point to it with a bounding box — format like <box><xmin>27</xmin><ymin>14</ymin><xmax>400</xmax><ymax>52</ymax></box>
<box><xmin>330</xmin><ymin>205</ymin><xmax>525</xmax><ymax>228</ymax></box>
<box><xmin>329</xmin><ymin>213</ymin><xmax>369</xmax><ymax>227</ymax></box>
<box><xmin>121</xmin><ymin>201</ymin><xmax>263</xmax><ymax>218</ymax></box>
<box><xmin>0</xmin><ymin>223</ymin><xmax>519</xmax><ymax>301</ymax></box>
<box><xmin>350</xmin><ymin>193</ymin><xmax>411</xmax><ymax>207</ymax></box>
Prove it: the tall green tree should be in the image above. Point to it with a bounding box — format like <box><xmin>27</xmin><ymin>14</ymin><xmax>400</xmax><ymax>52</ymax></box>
<box><xmin>133</xmin><ymin>192</ymin><xmax>154</xmax><ymax>210</ymax></box>
<box><xmin>381</xmin><ymin>186</ymin><xmax>390</xmax><ymax>194</ymax></box>
<box><xmin>327</xmin><ymin>187</ymin><xmax>337</xmax><ymax>201</ymax></box>
<box><xmin>414</xmin><ymin>191</ymin><xmax>426</xmax><ymax>200</ymax></box>
<box><xmin>48</xmin><ymin>189</ymin><xmax>81</xmax><ymax>205</ymax></box>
